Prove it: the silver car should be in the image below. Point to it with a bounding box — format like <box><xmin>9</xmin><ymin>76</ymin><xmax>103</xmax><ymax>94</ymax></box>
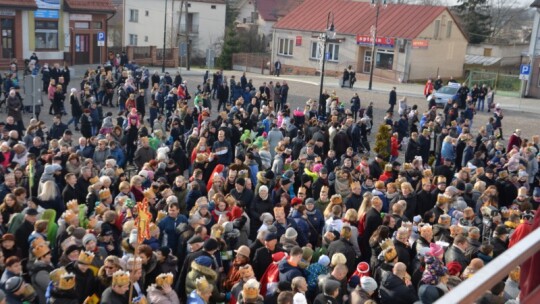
<box><xmin>429</xmin><ymin>83</ymin><xmax>460</xmax><ymax>106</ymax></box>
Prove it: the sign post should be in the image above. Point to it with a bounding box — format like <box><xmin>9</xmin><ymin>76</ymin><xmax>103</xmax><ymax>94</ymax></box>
<box><xmin>97</xmin><ymin>32</ymin><xmax>105</xmax><ymax>64</ymax></box>
<box><xmin>519</xmin><ymin>64</ymin><xmax>530</xmax><ymax>80</ymax></box>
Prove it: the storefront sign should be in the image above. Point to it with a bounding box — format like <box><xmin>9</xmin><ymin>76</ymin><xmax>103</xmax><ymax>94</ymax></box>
<box><xmin>412</xmin><ymin>39</ymin><xmax>429</xmax><ymax>49</ymax></box>
<box><xmin>74</xmin><ymin>22</ymin><xmax>90</xmax><ymax>29</ymax></box>
<box><xmin>295</xmin><ymin>36</ymin><xmax>302</xmax><ymax>46</ymax></box>
<box><xmin>70</xmin><ymin>14</ymin><xmax>92</xmax><ymax>21</ymax></box>
<box><xmin>356</xmin><ymin>35</ymin><xmax>395</xmax><ymax>48</ymax></box>
<box><xmin>34</xmin><ymin>9</ymin><xmax>59</xmax><ymax>19</ymax></box>
<box><xmin>0</xmin><ymin>10</ymin><xmax>16</xmax><ymax>16</ymax></box>
<box><xmin>36</xmin><ymin>0</ymin><xmax>60</xmax><ymax>9</ymax></box>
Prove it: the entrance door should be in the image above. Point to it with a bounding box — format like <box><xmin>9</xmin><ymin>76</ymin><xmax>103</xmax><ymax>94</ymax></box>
<box><xmin>74</xmin><ymin>34</ymin><xmax>90</xmax><ymax>64</ymax></box>
<box><xmin>363</xmin><ymin>49</ymin><xmax>372</xmax><ymax>74</ymax></box>
<box><xmin>92</xmin><ymin>33</ymin><xmax>101</xmax><ymax>64</ymax></box>
<box><xmin>1</xmin><ymin>18</ymin><xmax>14</xmax><ymax>59</ymax></box>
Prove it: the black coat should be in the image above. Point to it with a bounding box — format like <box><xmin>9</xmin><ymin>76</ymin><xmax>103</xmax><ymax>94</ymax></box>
<box><xmin>444</xmin><ymin>245</ymin><xmax>469</xmax><ymax>270</ymax></box>
<box><xmin>15</xmin><ymin>220</ymin><xmax>34</xmax><ymax>258</ymax></box>
<box><xmin>416</xmin><ymin>190</ymin><xmax>434</xmax><ymax>216</ymax></box>
<box><xmin>405</xmin><ymin>139</ymin><xmax>420</xmax><ymax>163</ymax></box>
<box><xmin>65</xmin><ymin>262</ymin><xmax>97</xmax><ymax>303</ymax></box>
<box><xmin>379</xmin><ymin>272</ymin><xmax>418</xmax><ymax>304</ymax></box>
<box><xmin>328</xmin><ymin>238</ymin><xmax>357</xmax><ymax>277</ymax></box>
<box><xmin>253</xmin><ymin>246</ymin><xmax>282</xmax><ymax>280</ymax></box>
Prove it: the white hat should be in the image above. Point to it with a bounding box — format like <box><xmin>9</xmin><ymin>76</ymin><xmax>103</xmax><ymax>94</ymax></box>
<box><xmin>285</xmin><ymin>227</ymin><xmax>297</xmax><ymax>240</ymax></box>
<box><xmin>360</xmin><ymin>276</ymin><xmax>378</xmax><ymax>293</ymax></box>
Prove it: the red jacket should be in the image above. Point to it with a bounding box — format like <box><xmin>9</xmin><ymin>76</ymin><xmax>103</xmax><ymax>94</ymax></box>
<box><xmin>391</xmin><ymin>136</ymin><xmax>400</xmax><ymax>157</ymax></box>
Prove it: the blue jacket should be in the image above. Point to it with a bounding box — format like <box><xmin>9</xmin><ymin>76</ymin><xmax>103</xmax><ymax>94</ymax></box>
<box><xmin>441</xmin><ymin>141</ymin><xmax>455</xmax><ymax>161</ymax></box>
<box><xmin>187</xmin><ymin>290</ymin><xmax>206</xmax><ymax>304</ymax></box>
<box><xmin>290</xmin><ymin>210</ymin><xmax>310</xmax><ymax>240</ymax></box>
<box><xmin>212</xmin><ymin>140</ymin><xmax>232</xmax><ymax>166</ymax></box>
<box><xmin>158</xmin><ymin>215</ymin><xmax>188</xmax><ymax>254</ymax></box>
<box><xmin>278</xmin><ymin>259</ymin><xmax>303</xmax><ymax>283</ymax></box>
<box><xmin>110</xmin><ymin>146</ymin><xmax>126</xmax><ymax>167</ymax></box>
<box><xmin>273</xmin><ymin>219</ymin><xmax>307</xmax><ymax>246</ymax></box>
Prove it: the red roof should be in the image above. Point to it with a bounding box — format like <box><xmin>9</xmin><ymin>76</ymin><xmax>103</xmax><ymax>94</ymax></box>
<box><xmin>64</xmin><ymin>0</ymin><xmax>116</xmax><ymax>13</ymax></box>
<box><xmin>257</xmin><ymin>0</ymin><xmax>304</xmax><ymax>21</ymax></box>
<box><xmin>0</xmin><ymin>0</ymin><xmax>37</xmax><ymax>10</ymax></box>
<box><xmin>273</xmin><ymin>0</ymin><xmax>449</xmax><ymax>39</ymax></box>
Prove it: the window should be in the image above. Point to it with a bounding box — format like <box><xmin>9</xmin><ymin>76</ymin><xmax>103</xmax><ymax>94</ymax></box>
<box><xmin>129</xmin><ymin>9</ymin><xmax>139</xmax><ymax>22</ymax></box>
<box><xmin>92</xmin><ymin>21</ymin><xmax>102</xmax><ymax>29</ymax></box>
<box><xmin>433</xmin><ymin>20</ymin><xmax>440</xmax><ymax>39</ymax></box>
<box><xmin>145</xmin><ymin>36</ymin><xmax>148</xmax><ymax>42</ymax></box>
<box><xmin>310</xmin><ymin>41</ymin><xmax>339</xmax><ymax>61</ymax></box>
<box><xmin>278</xmin><ymin>38</ymin><xmax>293</xmax><ymax>56</ymax></box>
<box><xmin>74</xmin><ymin>22</ymin><xmax>89</xmax><ymax>29</ymax></box>
<box><xmin>145</xmin><ymin>10</ymin><xmax>149</xmax><ymax>16</ymax></box>
<box><xmin>446</xmin><ymin>21</ymin><xmax>452</xmax><ymax>38</ymax></box>
<box><xmin>211</xmin><ymin>5</ymin><xmax>216</xmax><ymax>9</ymax></box>
<box><xmin>398</xmin><ymin>39</ymin><xmax>406</xmax><ymax>53</ymax></box>
<box><xmin>129</xmin><ymin>34</ymin><xmax>138</xmax><ymax>46</ymax></box>
<box><xmin>483</xmin><ymin>48</ymin><xmax>492</xmax><ymax>56</ymax></box>
<box><xmin>375</xmin><ymin>49</ymin><xmax>394</xmax><ymax>70</ymax></box>
<box><xmin>1</xmin><ymin>18</ymin><xmax>14</xmax><ymax>59</ymax></box>
<box><xmin>35</xmin><ymin>20</ymin><xmax>58</xmax><ymax>50</ymax></box>
<box><xmin>188</xmin><ymin>3</ymin><xmax>191</xmax><ymax>7</ymax></box>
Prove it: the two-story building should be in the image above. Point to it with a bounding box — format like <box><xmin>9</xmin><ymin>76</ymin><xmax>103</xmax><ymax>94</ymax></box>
<box><xmin>272</xmin><ymin>0</ymin><xmax>469</xmax><ymax>82</ymax></box>
<box><xmin>109</xmin><ymin>0</ymin><xmax>226</xmax><ymax>59</ymax></box>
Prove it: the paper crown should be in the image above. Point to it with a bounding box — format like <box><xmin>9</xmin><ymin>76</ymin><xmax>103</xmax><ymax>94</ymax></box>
<box><xmin>330</xmin><ymin>194</ymin><xmax>342</xmax><ymax>205</ymax></box>
<box><xmin>66</xmin><ymin>200</ymin><xmax>79</xmax><ymax>212</ymax></box>
<box><xmin>195</xmin><ymin>276</ymin><xmax>212</xmax><ymax>293</ymax></box>
<box><xmin>31</xmin><ymin>237</ymin><xmax>47</xmax><ymax>249</ymax></box>
<box><xmin>112</xmin><ymin>270</ymin><xmax>130</xmax><ymax>286</ymax></box>
<box><xmin>384</xmin><ymin>247</ymin><xmax>398</xmax><ymax>262</ymax></box>
<box><xmin>99</xmin><ymin>188</ymin><xmax>112</xmax><ymax>200</ymax></box>
<box><xmin>437</xmin><ymin>194</ymin><xmax>452</xmax><ymax>205</ymax></box>
<box><xmin>403</xmin><ymin>163</ymin><xmax>413</xmax><ymax>170</ymax></box>
<box><xmin>59</xmin><ymin>272</ymin><xmax>76</xmax><ymax>290</ymax></box>
<box><xmin>32</xmin><ymin>244</ymin><xmax>50</xmax><ymax>259</ymax></box>
<box><xmin>94</xmin><ymin>203</ymin><xmax>108</xmax><ymax>216</ymax></box>
<box><xmin>379</xmin><ymin>238</ymin><xmax>394</xmax><ymax>251</ymax></box>
<box><xmin>126</xmin><ymin>257</ymin><xmax>142</xmax><ymax>271</ymax></box>
<box><xmin>64</xmin><ymin>210</ymin><xmax>78</xmax><ymax>224</ymax></box>
<box><xmin>50</xmin><ymin>267</ymin><xmax>67</xmax><ymax>284</ymax></box>
<box><xmin>242</xmin><ymin>278</ymin><xmax>260</xmax><ymax>299</ymax></box>
<box><xmin>143</xmin><ymin>188</ymin><xmax>155</xmax><ymax>199</ymax></box>
<box><xmin>155</xmin><ymin>273</ymin><xmax>174</xmax><ymax>287</ymax></box>
<box><xmin>89</xmin><ymin>176</ymin><xmax>99</xmax><ymax>184</ymax></box>
<box><xmin>423</xmin><ymin>169</ymin><xmax>433</xmax><ymax>177</ymax></box>
<box><xmin>422</xmin><ymin>177</ymin><xmax>431</xmax><ymax>185</ymax></box>
<box><xmin>320</xmin><ymin>185</ymin><xmax>329</xmax><ymax>193</ymax></box>
<box><xmin>87</xmin><ymin>217</ymin><xmax>98</xmax><ymax>229</ymax></box>
<box><xmin>350</xmin><ymin>181</ymin><xmax>361</xmax><ymax>189</ymax></box>
<box><xmin>78</xmin><ymin>251</ymin><xmax>95</xmax><ymax>265</ymax></box>
<box><xmin>238</xmin><ymin>264</ymin><xmax>255</xmax><ymax>279</ymax></box>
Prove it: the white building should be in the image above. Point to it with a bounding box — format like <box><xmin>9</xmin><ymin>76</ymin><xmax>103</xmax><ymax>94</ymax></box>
<box><xmin>111</xmin><ymin>0</ymin><xmax>226</xmax><ymax>58</ymax></box>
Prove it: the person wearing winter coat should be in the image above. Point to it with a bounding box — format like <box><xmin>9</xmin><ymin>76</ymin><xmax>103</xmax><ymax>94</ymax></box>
<box><xmin>327</xmin><ymin>226</ymin><xmax>357</xmax><ymax>277</ymax></box>
<box><xmin>147</xmin><ymin>273</ymin><xmax>180</xmax><ymax>304</ymax></box>
<box><xmin>278</xmin><ymin>246</ymin><xmax>304</xmax><ymax>283</ymax></box>
<box><xmin>185</xmin><ymin>256</ymin><xmax>226</xmax><ymax>303</ymax></box>
<box><xmin>30</xmin><ymin>244</ymin><xmax>54</xmax><ymax>304</ymax></box>
<box><xmin>6</xmin><ymin>89</ymin><xmax>24</xmax><ymax>131</ymax></box>
<box><xmin>249</xmin><ymin>186</ymin><xmax>273</xmax><ymax>239</ymax></box>
<box><xmin>379</xmin><ymin>262</ymin><xmax>418</xmax><ymax>304</ymax></box>
<box><xmin>187</xmin><ymin>276</ymin><xmax>213</xmax><ymax>304</ymax></box>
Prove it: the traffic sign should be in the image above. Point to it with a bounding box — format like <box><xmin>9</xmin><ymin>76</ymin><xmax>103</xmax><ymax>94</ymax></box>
<box><xmin>520</xmin><ymin>64</ymin><xmax>530</xmax><ymax>75</ymax></box>
<box><xmin>97</xmin><ymin>32</ymin><xmax>105</xmax><ymax>47</ymax></box>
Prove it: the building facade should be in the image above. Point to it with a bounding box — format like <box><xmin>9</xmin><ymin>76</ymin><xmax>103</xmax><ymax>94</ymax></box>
<box><xmin>110</xmin><ymin>0</ymin><xmax>226</xmax><ymax>59</ymax></box>
<box><xmin>272</xmin><ymin>0</ymin><xmax>468</xmax><ymax>82</ymax></box>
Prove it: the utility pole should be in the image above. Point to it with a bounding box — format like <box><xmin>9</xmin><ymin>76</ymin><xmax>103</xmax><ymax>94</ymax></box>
<box><xmin>185</xmin><ymin>0</ymin><xmax>191</xmax><ymax>71</ymax></box>
<box><xmin>177</xmin><ymin>0</ymin><xmax>185</xmax><ymax>68</ymax></box>
<box><xmin>162</xmin><ymin>0</ymin><xmax>168</xmax><ymax>72</ymax></box>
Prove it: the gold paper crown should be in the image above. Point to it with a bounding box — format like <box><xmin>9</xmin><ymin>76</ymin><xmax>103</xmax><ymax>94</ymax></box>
<box><xmin>422</xmin><ymin>177</ymin><xmax>431</xmax><ymax>185</ymax></box>
<box><xmin>89</xmin><ymin>176</ymin><xmax>99</xmax><ymax>184</ymax></box>
<box><xmin>32</xmin><ymin>244</ymin><xmax>50</xmax><ymax>258</ymax></box>
<box><xmin>155</xmin><ymin>273</ymin><xmax>174</xmax><ymax>287</ymax></box>
<box><xmin>242</xmin><ymin>278</ymin><xmax>260</xmax><ymax>299</ymax></box>
<box><xmin>31</xmin><ymin>237</ymin><xmax>47</xmax><ymax>249</ymax></box>
<box><xmin>156</xmin><ymin>210</ymin><xmax>167</xmax><ymax>223</ymax></box>
<box><xmin>64</xmin><ymin>210</ymin><xmax>77</xmax><ymax>224</ymax></box>
<box><xmin>195</xmin><ymin>276</ymin><xmax>212</xmax><ymax>293</ymax></box>
<box><xmin>403</xmin><ymin>163</ymin><xmax>413</xmax><ymax>170</ymax></box>
<box><xmin>350</xmin><ymin>181</ymin><xmax>361</xmax><ymax>189</ymax></box>
<box><xmin>384</xmin><ymin>247</ymin><xmax>398</xmax><ymax>262</ymax></box>
<box><xmin>66</xmin><ymin>200</ymin><xmax>79</xmax><ymax>212</ymax></box>
<box><xmin>99</xmin><ymin>188</ymin><xmax>112</xmax><ymax>200</ymax></box>
<box><xmin>50</xmin><ymin>267</ymin><xmax>67</xmax><ymax>284</ymax></box>
<box><xmin>95</xmin><ymin>203</ymin><xmax>108</xmax><ymax>216</ymax></box>
<box><xmin>112</xmin><ymin>270</ymin><xmax>130</xmax><ymax>286</ymax></box>
<box><xmin>379</xmin><ymin>238</ymin><xmax>395</xmax><ymax>251</ymax></box>
<box><xmin>126</xmin><ymin>257</ymin><xmax>142</xmax><ymax>271</ymax></box>
<box><xmin>436</xmin><ymin>176</ymin><xmax>447</xmax><ymax>183</ymax></box>
<box><xmin>78</xmin><ymin>251</ymin><xmax>95</xmax><ymax>265</ymax></box>
<box><xmin>143</xmin><ymin>188</ymin><xmax>155</xmax><ymax>199</ymax></box>
<box><xmin>423</xmin><ymin>169</ymin><xmax>433</xmax><ymax>177</ymax></box>
<box><xmin>330</xmin><ymin>194</ymin><xmax>342</xmax><ymax>205</ymax></box>
<box><xmin>59</xmin><ymin>272</ymin><xmax>76</xmax><ymax>290</ymax></box>
<box><xmin>437</xmin><ymin>194</ymin><xmax>452</xmax><ymax>205</ymax></box>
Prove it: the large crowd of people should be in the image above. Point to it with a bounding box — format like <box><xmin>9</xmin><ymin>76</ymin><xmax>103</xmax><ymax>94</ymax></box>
<box><xmin>0</xmin><ymin>56</ymin><xmax>538</xmax><ymax>304</ymax></box>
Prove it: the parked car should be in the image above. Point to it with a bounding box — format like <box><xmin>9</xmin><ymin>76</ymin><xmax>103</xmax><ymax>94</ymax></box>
<box><xmin>429</xmin><ymin>82</ymin><xmax>460</xmax><ymax>106</ymax></box>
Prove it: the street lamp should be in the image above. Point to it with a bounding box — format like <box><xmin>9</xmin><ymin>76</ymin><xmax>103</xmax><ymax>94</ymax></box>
<box><xmin>368</xmin><ymin>0</ymin><xmax>386</xmax><ymax>91</ymax></box>
<box><xmin>162</xmin><ymin>0</ymin><xmax>168</xmax><ymax>73</ymax></box>
<box><xmin>318</xmin><ymin>12</ymin><xmax>336</xmax><ymax>115</ymax></box>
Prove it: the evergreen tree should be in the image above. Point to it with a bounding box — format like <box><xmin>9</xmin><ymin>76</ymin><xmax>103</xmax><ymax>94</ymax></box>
<box><xmin>374</xmin><ymin>124</ymin><xmax>392</xmax><ymax>161</ymax></box>
<box><xmin>219</xmin><ymin>27</ymin><xmax>240</xmax><ymax>69</ymax></box>
<box><xmin>453</xmin><ymin>0</ymin><xmax>492</xmax><ymax>44</ymax></box>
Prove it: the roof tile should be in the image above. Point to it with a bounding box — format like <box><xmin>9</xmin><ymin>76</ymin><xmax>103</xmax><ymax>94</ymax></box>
<box><xmin>64</xmin><ymin>0</ymin><xmax>116</xmax><ymax>13</ymax></box>
<box><xmin>0</xmin><ymin>0</ymin><xmax>37</xmax><ymax>10</ymax></box>
<box><xmin>273</xmin><ymin>0</ymin><xmax>448</xmax><ymax>40</ymax></box>
<box><xmin>257</xmin><ymin>0</ymin><xmax>304</xmax><ymax>21</ymax></box>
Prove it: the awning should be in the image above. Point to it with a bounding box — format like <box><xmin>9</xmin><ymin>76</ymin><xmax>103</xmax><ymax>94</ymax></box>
<box><xmin>63</xmin><ymin>0</ymin><xmax>116</xmax><ymax>14</ymax></box>
<box><xmin>465</xmin><ymin>54</ymin><xmax>502</xmax><ymax>66</ymax></box>
<box><xmin>0</xmin><ymin>0</ymin><xmax>38</xmax><ymax>10</ymax></box>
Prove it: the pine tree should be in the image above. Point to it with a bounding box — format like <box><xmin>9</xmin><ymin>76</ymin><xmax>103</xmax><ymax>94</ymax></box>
<box><xmin>374</xmin><ymin>124</ymin><xmax>392</xmax><ymax>161</ymax></box>
<box><xmin>219</xmin><ymin>27</ymin><xmax>240</xmax><ymax>69</ymax></box>
<box><xmin>453</xmin><ymin>0</ymin><xmax>492</xmax><ymax>44</ymax></box>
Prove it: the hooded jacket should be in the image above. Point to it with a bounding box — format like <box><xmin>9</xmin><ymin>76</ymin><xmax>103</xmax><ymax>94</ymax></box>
<box><xmin>278</xmin><ymin>259</ymin><xmax>303</xmax><ymax>283</ymax></box>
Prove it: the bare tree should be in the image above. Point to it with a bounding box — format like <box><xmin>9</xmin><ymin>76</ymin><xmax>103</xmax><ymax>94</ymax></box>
<box><xmin>489</xmin><ymin>0</ymin><xmax>529</xmax><ymax>39</ymax></box>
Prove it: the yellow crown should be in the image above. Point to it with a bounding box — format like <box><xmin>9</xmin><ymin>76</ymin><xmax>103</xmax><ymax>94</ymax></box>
<box><xmin>379</xmin><ymin>238</ymin><xmax>394</xmax><ymax>251</ymax></box>
<box><xmin>437</xmin><ymin>194</ymin><xmax>452</xmax><ymax>205</ymax></box>
<box><xmin>95</xmin><ymin>203</ymin><xmax>108</xmax><ymax>216</ymax></box>
<box><xmin>143</xmin><ymin>188</ymin><xmax>156</xmax><ymax>199</ymax></box>
<box><xmin>32</xmin><ymin>244</ymin><xmax>50</xmax><ymax>259</ymax></box>
<box><xmin>78</xmin><ymin>251</ymin><xmax>95</xmax><ymax>265</ymax></box>
<box><xmin>350</xmin><ymin>181</ymin><xmax>361</xmax><ymax>189</ymax></box>
<box><xmin>422</xmin><ymin>177</ymin><xmax>431</xmax><ymax>185</ymax></box>
<box><xmin>89</xmin><ymin>176</ymin><xmax>100</xmax><ymax>184</ymax></box>
<box><xmin>99</xmin><ymin>188</ymin><xmax>112</xmax><ymax>200</ymax></box>
<box><xmin>64</xmin><ymin>210</ymin><xmax>78</xmax><ymax>224</ymax></box>
<box><xmin>330</xmin><ymin>194</ymin><xmax>342</xmax><ymax>205</ymax></box>
<box><xmin>195</xmin><ymin>276</ymin><xmax>212</xmax><ymax>293</ymax></box>
<box><xmin>126</xmin><ymin>257</ymin><xmax>142</xmax><ymax>271</ymax></box>
<box><xmin>112</xmin><ymin>270</ymin><xmax>130</xmax><ymax>286</ymax></box>
<box><xmin>156</xmin><ymin>210</ymin><xmax>167</xmax><ymax>223</ymax></box>
<box><xmin>242</xmin><ymin>278</ymin><xmax>260</xmax><ymax>299</ymax></box>
<box><xmin>155</xmin><ymin>273</ymin><xmax>174</xmax><ymax>287</ymax></box>
<box><xmin>50</xmin><ymin>267</ymin><xmax>67</xmax><ymax>283</ymax></box>
<box><xmin>66</xmin><ymin>200</ymin><xmax>79</xmax><ymax>212</ymax></box>
<box><xmin>59</xmin><ymin>272</ymin><xmax>76</xmax><ymax>290</ymax></box>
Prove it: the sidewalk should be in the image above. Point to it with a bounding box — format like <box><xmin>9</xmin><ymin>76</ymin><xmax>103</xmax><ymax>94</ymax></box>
<box><xmin>70</xmin><ymin>64</ymin><xmax>540</xmax><ymax>115</ymax></box>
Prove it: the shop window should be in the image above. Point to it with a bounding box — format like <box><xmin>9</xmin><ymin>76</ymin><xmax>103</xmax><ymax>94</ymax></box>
<box><xmin>433</xmin><ymin>20</ymin><xmax>440</xmax><ymax>39</ymax></box>
<box><xmin>129</xmin><ymin>34</ymin><xmax>138</xmax><ymax>46</ymax></box>
<box><xmin>310</xmin><ymin>41</ymin><xmax>339</xmax><ymax>61</ymax></box>
<box><xmin>446</xmin><ymin>21</ymin><xmax>452</xmax><ymax>38</ymax></box>
<box><xmin>277</xmin><ymin>38</ymin><xmax>293</xmax><ymax>56</ymax></box>
<box><xmin>93</xmin><ymin>22</ymin><xmax>102</xmax><ymax>29</ymax></box>
<box><xmin>35</xmin><ymin>20</ymin><xmax>58</xmax><ymax>50</ymax></box>
<box><xmin>375</xmin><ymin>49</ymin><xmax>394</xmax><ymax>70</ymax></box>
<box><xmin>129</xmin><ymin>9</ymin><xmax>139</xmax><ymax>22</ymax></box>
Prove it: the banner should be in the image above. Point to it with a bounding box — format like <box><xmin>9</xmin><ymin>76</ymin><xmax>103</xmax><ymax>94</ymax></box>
<box><xmin>412</xmin><ymin>39</ymin><xmax>429</xmax><ymax>49</ymax></box>
<box><xmin>356</xmin><ymin>35</ymin><xmax>395</xmax><ymax>48</ymax></box>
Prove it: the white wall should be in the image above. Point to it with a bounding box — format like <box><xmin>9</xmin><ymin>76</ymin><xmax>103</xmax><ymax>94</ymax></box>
<box><xmin>467</xmin><ymin>44</ymin><xmax>528</xmax><ymax>58</ymax></box>
<box><xmin>124</xmin><ymin>0</ymin><xmax>226</xmax><ymax>57</ymax></box>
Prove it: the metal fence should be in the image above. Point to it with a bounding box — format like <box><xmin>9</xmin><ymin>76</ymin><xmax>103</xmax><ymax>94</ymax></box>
<box><xmin>466</xmin><ymin>70</ymin><xmax>521</xmax><ymax>97</ymax></box>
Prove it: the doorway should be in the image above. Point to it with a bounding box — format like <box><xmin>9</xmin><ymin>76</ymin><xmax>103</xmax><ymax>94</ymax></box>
<box><xmin>363</xmin><ymin>49</ymin><xmax>372</xmax><ymax>74</ymax></box>
<box><xmin>1</xmin><ymin>18</ymin><xmax>14</xmax><ymax>59</ymax></box>
<box><xmin>74</xmin><ymin>34</ymin><xmax>90</xmax><ymax>64</ymax></box>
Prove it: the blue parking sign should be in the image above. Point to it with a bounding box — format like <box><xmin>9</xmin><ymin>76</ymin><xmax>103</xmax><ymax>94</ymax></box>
<box><xmin>520</xmin><ymin>64</ymin><xmax>530</xmax><ymax>75</ymax></box>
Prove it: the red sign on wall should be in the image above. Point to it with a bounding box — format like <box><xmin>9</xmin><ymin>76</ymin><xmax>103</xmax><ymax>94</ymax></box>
<box><xmin>356</xmin><ymin>35</ymin><xmax>395</xmax><ymax>48</ymax></box>
<box><xmin>412</xmin><ymin>39</ymin><xmax>429</xmax><ymax>49</ymax></box>
<box><xmin>296</xmin><ymin>36</ymin><xmax>302</xmax><ymax>46</ymax></box>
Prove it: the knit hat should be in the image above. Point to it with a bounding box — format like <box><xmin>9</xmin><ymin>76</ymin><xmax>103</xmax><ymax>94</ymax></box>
<box><xmin>285</xmin><ymin>227</ymin><xmax>298</xmax><ymax>240</ymax></box>
<box><xmin>360</xmin><ymin>276</ymin><xmax>378</xmax><ymax>293</ymax></box>
<box><xmin>446</xmin><ymin>261</ymin><xmax>462</xmax><ymax>276</ymax></box>
<box><xmin>260</xmin><ymin>212</ymin><xmax>273</xmax><ymax>224</ymax></box>
<box><xmin>428</xmin><ymin>243</ymin><xmax>444</xmax><ymax>257</ymax></box>
<box><xmin>291</xmin><ymin>197</ymin><xmax>303</xmax><ymax>206</ymax></box>
<box><xmin>195</xmin><ymin>256</ymin><xmax>213</xmax><ymax>267</ymax></box>
<box><xmin>82</xmin><ymin>234</ymin><xmax>97</xmax><ymax>246</ymax></box>
<box><xmin>318</xmin><ymin>255</ymin><xmax>330</xmax><ymax>267</ymax></box>
<box><xmin>302</xmin><ymin>247</ymin><xmax>313</xmax><ymax>261</ymax></box>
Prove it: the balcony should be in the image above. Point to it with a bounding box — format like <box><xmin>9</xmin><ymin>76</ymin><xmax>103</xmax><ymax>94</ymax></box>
<box><xmin>180</xmin><ymin>24</ymin><xmax>199</xmax><ymax>35</ymax></box>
